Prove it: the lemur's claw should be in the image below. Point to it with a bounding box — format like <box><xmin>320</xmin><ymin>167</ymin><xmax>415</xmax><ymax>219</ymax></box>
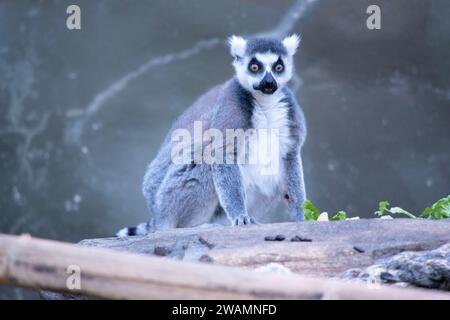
<box><xmin>234</xmin><ymin>214</ymin><xmax>257</xmax><ymax>226</ymax></box>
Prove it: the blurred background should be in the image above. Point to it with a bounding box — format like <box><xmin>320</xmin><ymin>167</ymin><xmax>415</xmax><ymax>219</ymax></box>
<box><xmin>1</xmin><ymin>0</ymin><xmax>449</xmax><ymax>298</ymax></box>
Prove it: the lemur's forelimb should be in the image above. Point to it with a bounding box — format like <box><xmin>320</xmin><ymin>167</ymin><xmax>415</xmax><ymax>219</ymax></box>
<box><xmin>212</xmin><ymin>163</ymin><xmax>255</xmax><ymax>225</ymax></box>
<box><xmin>284</xmin><ymin>152</ymin><xmax>307</xmax><ymax>221</ymax></box>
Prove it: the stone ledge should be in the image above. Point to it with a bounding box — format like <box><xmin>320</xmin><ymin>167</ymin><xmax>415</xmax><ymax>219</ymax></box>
<box><xmin>41</xmin><ymin>219</ymin><xmax>450</xmax><ymax>299</ymax></box>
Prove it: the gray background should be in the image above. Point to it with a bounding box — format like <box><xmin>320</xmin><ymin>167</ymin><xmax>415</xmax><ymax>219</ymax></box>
<box><xmin>0</xmin><ymin>0</ymin><xmax>449</xmax><ymax>299</ymax></box>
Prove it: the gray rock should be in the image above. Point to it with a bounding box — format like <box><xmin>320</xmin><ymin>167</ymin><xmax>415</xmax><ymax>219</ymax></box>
<box><xmin>41</xmin><ymin>219</ymin><xmax>450</xmax><ymax>299</ymax></box>
<box><xmin>340</xmin><ymin>243</ymin><xmax>450</xmax><ymax>290</ymax></box>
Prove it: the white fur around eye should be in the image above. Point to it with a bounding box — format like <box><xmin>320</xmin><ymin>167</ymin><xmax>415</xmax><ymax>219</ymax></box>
<box><xmin>255</xmin><ymin>52</ymin><xmax>279</xmax><ymax>65</ymax></box>
<box><xmin>228</xmin><ymin>35</ymin><xmax>247</xmax><ymax>58</ymax></box>
<box><xmin>282</xmin><ymin>34</ymin><xmax>301</xmax><ymax>56</ymax></box>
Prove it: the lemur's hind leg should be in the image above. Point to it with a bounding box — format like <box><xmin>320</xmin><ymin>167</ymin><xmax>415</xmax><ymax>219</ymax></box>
<box><xmin>153</xmin><ymin>163</ymin><xmax>218</xmax><ymax>230</ymax></box>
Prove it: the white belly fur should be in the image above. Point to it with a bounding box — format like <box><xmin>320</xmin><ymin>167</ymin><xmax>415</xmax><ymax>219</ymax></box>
<box><xmin>239</xmin><ymin>92</ymin><xmax>294</xmax><ymax>209</ymax></box>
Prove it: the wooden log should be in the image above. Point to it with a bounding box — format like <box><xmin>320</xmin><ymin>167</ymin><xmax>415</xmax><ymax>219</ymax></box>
<box><xmin>0</xmin><ymin>233</ymin><xmax>448</xmax><ymax>300</ymax></box>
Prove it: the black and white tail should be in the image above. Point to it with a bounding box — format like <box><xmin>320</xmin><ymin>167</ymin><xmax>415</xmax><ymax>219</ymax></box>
<box><xmin>115</xmin><ymin>221</ymin><xmax>153</xmax><ymax>238</ymax></box>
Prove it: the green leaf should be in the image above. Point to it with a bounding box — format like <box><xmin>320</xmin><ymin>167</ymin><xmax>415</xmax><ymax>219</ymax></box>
<box><xmin>421</xmin><ymin>207</ymin><xmax>433</xmax><ymax>219</ymax></box>
<box><xmin>389</xmin><ymin>207</ymin><xmax>417</xmax><ymax>219</ymax></box>
<box><xmin>421</xmin><ymin>195</ymin><xmax>450</xmax><ymax>220</ymax></box>
<box><xmin>330</xmin><ymin>211</ymin><xmax>347</xmax><ymax>221</ymax></box>
<box><xmin>375</xmin><ymin>201</ymin><xmax>390</xmax><ymax>216</ymax></box>
<box><xmin>301</xmin><ymin>200</ymin><xmax>320</xmax><ymax>221</ymax></box>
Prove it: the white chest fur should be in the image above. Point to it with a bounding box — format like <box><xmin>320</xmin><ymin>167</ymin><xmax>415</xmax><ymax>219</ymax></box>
<box><xmin>239</xmin><ymin>92</ymin><xmax>293</xmax><ymax>199</ymax></box>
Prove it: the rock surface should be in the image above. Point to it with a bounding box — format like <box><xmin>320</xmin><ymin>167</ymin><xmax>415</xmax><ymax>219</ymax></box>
<box><xmin>41</xmin><ymin>219</ymin><xmax>450</xmax><ymax>299</ymax></box>
<box><xmin>77</xmin><ymin>219</ymin><xmax>450</xmax><ymax>277</ymax></box>
<box><xmin>340</xmin><ymin>243</ymin><xmax>450</xmax><ymax>290</ymax></box>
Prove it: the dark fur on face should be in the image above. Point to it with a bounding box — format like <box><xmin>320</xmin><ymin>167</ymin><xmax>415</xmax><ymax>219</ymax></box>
<box><xmin>245</xmin><ymin>38</ymin><xmax>288</xmax><ymax>56</ymax></box>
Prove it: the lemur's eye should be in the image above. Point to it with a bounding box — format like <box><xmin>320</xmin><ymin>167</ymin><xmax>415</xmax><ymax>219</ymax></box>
<box><xmin>274</xmin><ymin>63</ymin><xmax>284</xmax><ymax>72</ymax></box>
<box><xmin>248</xmin><ymin>58</ymin><xmax>262</xmax><ymax>73</ymax></box>
<box><xmin>249</xmin><ymin>64</ymin><xmax>259</xmax><ymax>72</ymax></box>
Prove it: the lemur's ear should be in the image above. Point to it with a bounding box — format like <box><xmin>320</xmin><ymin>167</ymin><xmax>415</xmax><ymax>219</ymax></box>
<box><xmin>282</xmin><ymin>34</ymin><xmax>301</xmax><ymax>56</ymax></box>
<box><xmin>228</xmin><ymin>35</ymin><xmax>247</xmax><ymax>58</ymax></box>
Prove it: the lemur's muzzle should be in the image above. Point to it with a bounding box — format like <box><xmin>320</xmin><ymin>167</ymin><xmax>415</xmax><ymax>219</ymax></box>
<box><xmin>254</xmin><ymin>72</ymin><xmax>278</xmax><ymax>95</ymax></box>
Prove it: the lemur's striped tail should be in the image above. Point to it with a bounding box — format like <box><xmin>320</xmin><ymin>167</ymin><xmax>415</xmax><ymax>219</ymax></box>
<box><xmin>115</xmin><ymin>221</ymin><xmax>153</xmax><ymax>237</ymax></box>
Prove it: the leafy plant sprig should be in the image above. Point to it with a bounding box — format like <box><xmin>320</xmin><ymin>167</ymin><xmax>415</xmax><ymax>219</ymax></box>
<box><xmin>301</xmin><ymin>200</ymin><xmax>347</xmax><ymax>221</ymax></box>
<box><xmin>330</xmin><ymin>211</ymin><xmax>347</xmax><ymax>221</ymax></box>
<box><xmin>301</xmin><ymin>195</ymin><xmax>450</xmax><ymax>222</ymax></box>
<box><xmin>374</xmin><ymin>201</ymin><xmax>417</xmax><ymax>219</ymax></box>
<box><xmin>301</xmin><ymin>200</ymin><xmax>320</xmax><ymax>221</ymax></box>
<box><xmin>420</xmin><ymin>195</ymin><xmax>450</xmax><ymax>220</ymax></box>
<box><xmin>375</xmin><ymin>195</ymin><xmax>450</xmax><ymax>220</ymax></box>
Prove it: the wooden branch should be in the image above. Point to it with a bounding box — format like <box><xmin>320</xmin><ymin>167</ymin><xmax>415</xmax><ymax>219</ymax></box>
<box><xmin>0</xmin><ymin>233</ymin><xmax>448</xmax><ymax>300</ymax></box>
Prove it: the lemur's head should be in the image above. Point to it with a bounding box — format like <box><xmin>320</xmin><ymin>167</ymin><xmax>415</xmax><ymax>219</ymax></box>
<box><xmin>229</xmin><ymin>34</ymin><xmax>300</xmax><ymax>95</ymax></box>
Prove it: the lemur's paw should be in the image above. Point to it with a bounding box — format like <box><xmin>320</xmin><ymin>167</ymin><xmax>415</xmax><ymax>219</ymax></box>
<box><xmin>233</xmin><ymin>214</ymin><xmax>257</xmax><ymax>226</ymax></box>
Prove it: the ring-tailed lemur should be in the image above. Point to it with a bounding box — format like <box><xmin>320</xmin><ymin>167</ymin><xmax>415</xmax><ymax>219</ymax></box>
<box><xmin>117</xmin><ymin>34</ymin><xmax>307</xmax><ymax>237</ymax></box>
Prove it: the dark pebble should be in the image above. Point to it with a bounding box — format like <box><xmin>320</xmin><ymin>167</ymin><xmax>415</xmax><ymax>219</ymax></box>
<box><xmin>275</xmin><ymin>234</ymin><xmax>286</xmax><ymax>241</ymax></box>
<box><xmin>353</xmin><ymin>246</ymin><xmax>365</xmax><ymax>253</ymax></box>
<box><xmin>198</xmin><ymin>236</ymin><xmax>215</xmax><ymax>249</ymax></box>
<box><xmin>290</xmin><ymin>235</ymin><xmax>312</xmax><ymax>242</ymax></box>
<box><xmin>199</xmin><ymin>255</ymin><xmax>213</xmax><ymax>263</ymax></box>
<box><xmin>264</xmin><ymin>234</ymin><xmax>286</xmax><ymax>241</ymax></box>
<box><xmin>380</xmin><ymin>272</ymin><xmax>395</xmax><ymax>282</ymax></box>
<box><xmin>154</xmin><ymin>246</ymin><xmax>172</xmax><ymax>256</ymax></box>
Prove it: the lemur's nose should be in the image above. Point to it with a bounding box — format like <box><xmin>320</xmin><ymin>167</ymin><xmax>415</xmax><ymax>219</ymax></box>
<box><xmin>264</xmin><ymin>73</ymin><xmax>275</xmax><ymax>84</ymax></box>
<box><xmin>260</xmin><ymin>72</ymin><xmax>277</xmax><ymax>94</ymax></box>
<box><xmin>253</xmin><ymin>72</ymin><xmax>278</xmax><ymax>94</ymax></box>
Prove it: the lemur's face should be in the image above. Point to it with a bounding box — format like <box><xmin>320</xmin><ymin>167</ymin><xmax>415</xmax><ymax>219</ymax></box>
<box><xmin>229</xmin><ymin>35</ymin><xmax>300</xmax><ymax>95</ymax></box>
